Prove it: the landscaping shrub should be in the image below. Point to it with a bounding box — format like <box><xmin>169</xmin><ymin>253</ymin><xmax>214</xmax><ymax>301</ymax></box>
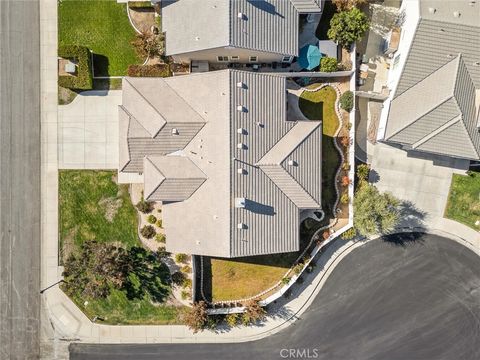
<box><xmin>140</xmin><ymin>225</ymin><xmax>156</xmax><ymax>239</ymax></box>
<box><xmin>293</xmin><ymin>262</ymin><xmax>304</xmax><ymax>275</ymax></box>
<box><xmin>171</xmin><ymin>271</ymin><xmax>186</xmax><ymax>286</ymax></box>
<box><xmin>155</xmin><ymin>233</ymin><xmax>166</xmax><ymax>243</ymax></box>
<box><xmin>342</xmin><ymin>161</ymin><xmax>350</xmax><ymax>171</ymax></box>
<box><xmin>181</xmin><ymin>289</ymin><xmax>191</xmax><ymax>300</ymax></box>
<box><xmin>281</xmin><ymin>277</ymin><xmax>291</xmax><ymax>285</ymax></box>
<box><xmin>183</xmin><ymin>301</ymin><xmax>208</xmax><ymax>333</ymax></box>
<box><xmin>181</xmin><ymin>265</ymin><xmax>192</xmax><ymax>274</ymax></box>
<box><xmin>322</xmin><ymin>230</ymin><xmax>330</xmax><ymax>240</ymax></box>
<box><xmin>175</xmin><ymin>253</ymin><xmax>188</xmax><ymax>263</ymax></box>
<box><xmin>131</xmin><ymin>31</ymin><xmax>165</xmax><ymax>59</ymax></box>
<box><xmin>341</xmin><ymin>176</ymin><xmax>351</xmax><ymax>187</ymax></box>
<box><xmin>340</xmin><ymin>192</ymin><xmax>349</xmax><ymax>204</ymax></box>
<box><xmin>127</xmin><ymin>64</ymin><xmax>171</xmax><ymax>77</ymax></box>
<box><xmin>341</xmin><ymin>227</ymin><xmax>357</xmax><ymax>240</ymax></box>
<box><xmin>147</xmin><ymin>214</ymin><xmax>157</xmax><ymax>224</ymax></box>
<box><xmin>356</xmin><ymin>164</ymin><xmax>370</xmax><ymax>182</ymax></box>
<box><xmin>58</xmin><ymin>45</ymin><xmax>93</xmax><ymax>90</ymax></box>
<box><xmin>226</xmin><ymin>313</ymin><xmax>240</xmax><ymax>328</ymax></box>
<box><xmin>242</xmin><ymin>299</ymin><xmax>266</xmax><ymax>325</ymax></box>
<box><xmin>182</xmin><ymin>278</ymin><xmax>192</xmax><ymax>289</ymax></box>
<box><xmin>333</xmin><ymin>0</ymin><xmax>367</xmax><ymax>11</ymax></box>
<box><xmin>136</xmin><ymin>198</ymin><xmax>153</xmax><ymax>213</ymax></box>
<box><xmin>319</xmin><ymin>57</ymin><xmax>338</xmax><ymax>72</ymax></box>
<box><xmin>328</xmin><ymin>8</ymin><xmax>370</xmax><ymax>48</ymax></box>
<box><xmin>340</xmin><ymin>90</ymin><xmax>354</xmax><ymax>112</ymax></box>
<box><xmin>340</xmin><ymin>136</ymin><xmax>350</xmax><ymax>147</ymax></box>
<box><xmin>156</xmin><ymin>219</ymin><xmax>163</xmax><ymax>228</ymax></box>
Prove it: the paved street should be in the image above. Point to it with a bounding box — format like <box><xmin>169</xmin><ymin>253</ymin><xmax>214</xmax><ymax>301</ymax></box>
<box><xmin>70</xmin><ymin>233</ymin><xmax>480</xmax><ymax>360</ymax></box>
<box><xmin>0</xmin><ymin>1</ymin><xmax>41</xmax><ymax>359</ymax></box>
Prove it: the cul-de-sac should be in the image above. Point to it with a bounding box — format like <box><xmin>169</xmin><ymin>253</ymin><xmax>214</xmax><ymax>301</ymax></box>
<box><xmin>1</xmin><ymin>0</ymin><xmax>480</xmax><ymax>359</ymax></box>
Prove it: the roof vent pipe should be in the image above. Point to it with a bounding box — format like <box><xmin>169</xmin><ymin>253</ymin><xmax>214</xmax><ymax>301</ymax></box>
<box><xmin>237</xmin><ymin>12</ymin><xmax>245</xmax><ymax>19</ymax></box>
<box><xmin>453</xmin><ymin>11</ymin><xmax>461</xmax><ymax>17</ymax></box>
<box><xmin>235</xmin><ymin>198</ymin><xmax>246</xmax><ymax>208</ymax></box>
<box><xmin>237</xmin><ymin>81</ymin><xmax>246</xmax><ymax>88</ymax></box>
<box><xmin>237</xmin><ymin>105</ymin><xmax>247</xmax><ymax>112</ymax></box>
<box><xmin>237</xmin><ymin>143</ymin><xmax>246</xmax><ymax>150</ymax></box>
<box><xmin>428</xmin><ymin>7</ymin><xmax>436</xmax><ymax>14</ymax></box>
<box><xmin>237</xmin><ymin>128</ymin><xmax>246</xmax><ymax>134</ymax></box>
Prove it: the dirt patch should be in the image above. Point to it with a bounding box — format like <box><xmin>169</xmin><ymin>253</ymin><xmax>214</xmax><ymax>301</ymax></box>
<box><xmin>98</xmin><ymin>196</ymin><xmax>123</xmax><ymax>222</ymax></box>
<box><xmin>58</xmin><ymin>86</ymin><xmax>77</xmax><ymax>105</ymax></box>
<box><xmin>129</xmin><ymin>7</ymin><xmax>156</xmax><ymax>33</ymax></box>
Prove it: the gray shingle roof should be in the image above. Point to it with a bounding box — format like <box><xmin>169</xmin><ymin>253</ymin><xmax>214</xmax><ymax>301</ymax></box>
<box><xmin>119</xmin><ymin>70</ymin><xmax>323</xmax><ymax>257</ymax></box>
<box><xmin>144</xmin><ymin>156</ymin><xmax>206</xmax><ymax>202</ymax></box>
<box><xmin>385</xmin><ymin>0</ymin><xmax>480</xmax><ymax>159</ymax></box>
<box><xmin>162</xmin><ymin>0</ymin><xmax>317</xmax><ymax>57</ymax></box>
<box><xmin>394</xmin><ymin>1</ymin><xmax>480</xmax><ymax>97</ymax></box>
<box><xmin>386</xmin><ymin>55</ymin><xmax>480</xmax><ymax>159</ymax></box>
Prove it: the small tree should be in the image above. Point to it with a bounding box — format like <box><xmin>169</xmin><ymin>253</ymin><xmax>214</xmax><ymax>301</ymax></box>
<box><xmin>140</xmin><ymin>225</ymin><xmax>156</xmax><ymax>239</ymax></box>
<box><xmin>340</xmin><ymin>91</ymin><xmax>354</xmax><ymax>112</ymax></box>
<box><xmin>184</xmin><ymin>301</ymin><xmax>208</xmax><ymax>333</ymax></box>
<box><xmin>356</xmin><ymin>164</ymin><xmax>370</xmax><ymax>183</ymax></box>
<box><xmin>333</xmin><ymin>0</ymin><xmax>368</xmax><ymax>11</ymax></box>
<box><xmin>354</xmin><ymin>183</ymin><xmax>400</xmax><ymax>236</ymax></box>
<box><xmin>328</xmin><ymin>8</ymin><xmax>370</xmax><ymax>48</ymax></box>
<box><xmin>242</xmin><ymin>299</ymin><xmax>266</xmax><ymax>325</ymax></box>
<box><xmin>319</xmin><ymin>57</ymin><xmax>338</xmax><ymax>72</ymax></box>
<box><xmin>131</xmin><ymin>31</ymin><xmax>165</xmax><ymax>59</ymax></box>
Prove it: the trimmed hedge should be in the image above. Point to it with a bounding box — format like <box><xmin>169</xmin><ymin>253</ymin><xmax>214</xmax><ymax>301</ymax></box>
<box><xmin>127</xmin><ymin>64</ymin><xmax>171</xmax><ymax>77</ymax></box>
<box><xmin>58</xmin><ymin>45</ymin><xmax>93</xmax><ymax>90</ymax></box>
<box><xmin>319</xmin><ymin>57</ymin><xmax>338</xmax><ymax>72</ymax></box>
<box><xmin>128</xmin><ymin>1</ymin><xmax>153</xmax><ymax>9</ymax></box>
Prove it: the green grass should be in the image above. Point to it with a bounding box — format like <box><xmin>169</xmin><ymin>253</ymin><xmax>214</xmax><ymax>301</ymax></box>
<box><xmin>68</xmin><ymin>289</ymin><xmax>184</xmax><ymax>325</ymax></box>
<box><xmin>58</xmin><ymin>0</ymin><xmax>140</xmax><ymax>76</ymax></box>
<box><xmin>59</xmin><ymin>170</ymin><xmax>183</xmax><ymax>325</ymax></box>
<box><xmin>445</xmin><ymin>172</ymin><xmax>480</xmax><ymax>229</ymax></box>
<box><xmin>315</xmin><ymin>0</ymin><xmax>337</xmax><ymax>40</ymax></box>
<box><xmin>59</xmin><ymin>170</ymin><xmax>138</xmax><ymax>259</ymax></box>
<box><xmin>299</xmin><ymin>86</ymin><xmax>341</xmax><ymax>215</ymax></box>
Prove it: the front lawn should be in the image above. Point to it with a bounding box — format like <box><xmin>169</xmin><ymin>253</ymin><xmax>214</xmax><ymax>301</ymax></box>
<box><xmin>445</xmin><ymin>172</ymin><xmax>480</xmax><ymax>229</ymax></box>
<box><xmin>59</xmin><ymin>170</ymin><xmax>138</xmax><ymax>260</ymax></box>
<box><xmin>58</xmin><ymin>0</ymin><xmax>140</xmax><ymax>76</ymax></box>
<box><xmin>299</xmin><ymin>86</ymin><xmax>341</xmax><ymax>215</ymax></box>
<box><xmin>59</xmin><ymin>170</ymin><xmax>182</xmax><ymax>325</ymax></box>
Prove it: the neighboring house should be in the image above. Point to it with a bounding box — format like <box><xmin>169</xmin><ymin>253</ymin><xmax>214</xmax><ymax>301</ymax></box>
<box><xmin>160</xmin><ymin>0</ymin><xmax>322</xmax><ymax>64</ymax></box>
<box><xmin>118</xmin><ymin>70</ymin><xmax>322</xmax><ymax>258</ymax></box>
<box><xmin>377</xmin><ymin>0</ymin><xmax>480</xmax><ymax>160</ymax></box>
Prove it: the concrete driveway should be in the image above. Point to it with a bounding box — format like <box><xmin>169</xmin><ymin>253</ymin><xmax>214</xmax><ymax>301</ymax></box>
<box><xmin>371</xmin><ymin>143</ymin><xmax>469</xmax><ymax>218</ymax></box>
<box><xmin>58</xmin><ymin>90</ymin><xmax>121</xmax><ymax>169</ymax></box>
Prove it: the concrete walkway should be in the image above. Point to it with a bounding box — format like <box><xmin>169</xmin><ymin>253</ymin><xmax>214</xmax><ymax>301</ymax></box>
<box><xmin>58</xmin><ymin>91</ymin><xmax>121</xmax><ymax>169</ymax></box>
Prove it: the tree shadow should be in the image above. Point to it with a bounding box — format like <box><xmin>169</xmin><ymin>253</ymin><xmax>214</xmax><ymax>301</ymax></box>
<box><xmin>368</xmin><ymin>168</ymin><xmax>380</xmax><ymax>184</ymax></box>
<box><xmin>382</xmin><ymin>231</ymin><xmax>425</xmax><ymax>247</ymax></box>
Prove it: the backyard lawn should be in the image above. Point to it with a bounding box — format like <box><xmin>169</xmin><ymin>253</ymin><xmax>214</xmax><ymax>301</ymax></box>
<box><xmin>299</xmin><ymin>86</ymin><xmax>341</xmax><ymax>215</ymax></box>
<box><xmin>58</xmin><ymin>0</ymin><xmax>140</xmax><ymax>76</ymax></box>
<box><xmin>445</xmin><ymin>172</ymin><xmax>480</xmax><ymax>229</ymax></box>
